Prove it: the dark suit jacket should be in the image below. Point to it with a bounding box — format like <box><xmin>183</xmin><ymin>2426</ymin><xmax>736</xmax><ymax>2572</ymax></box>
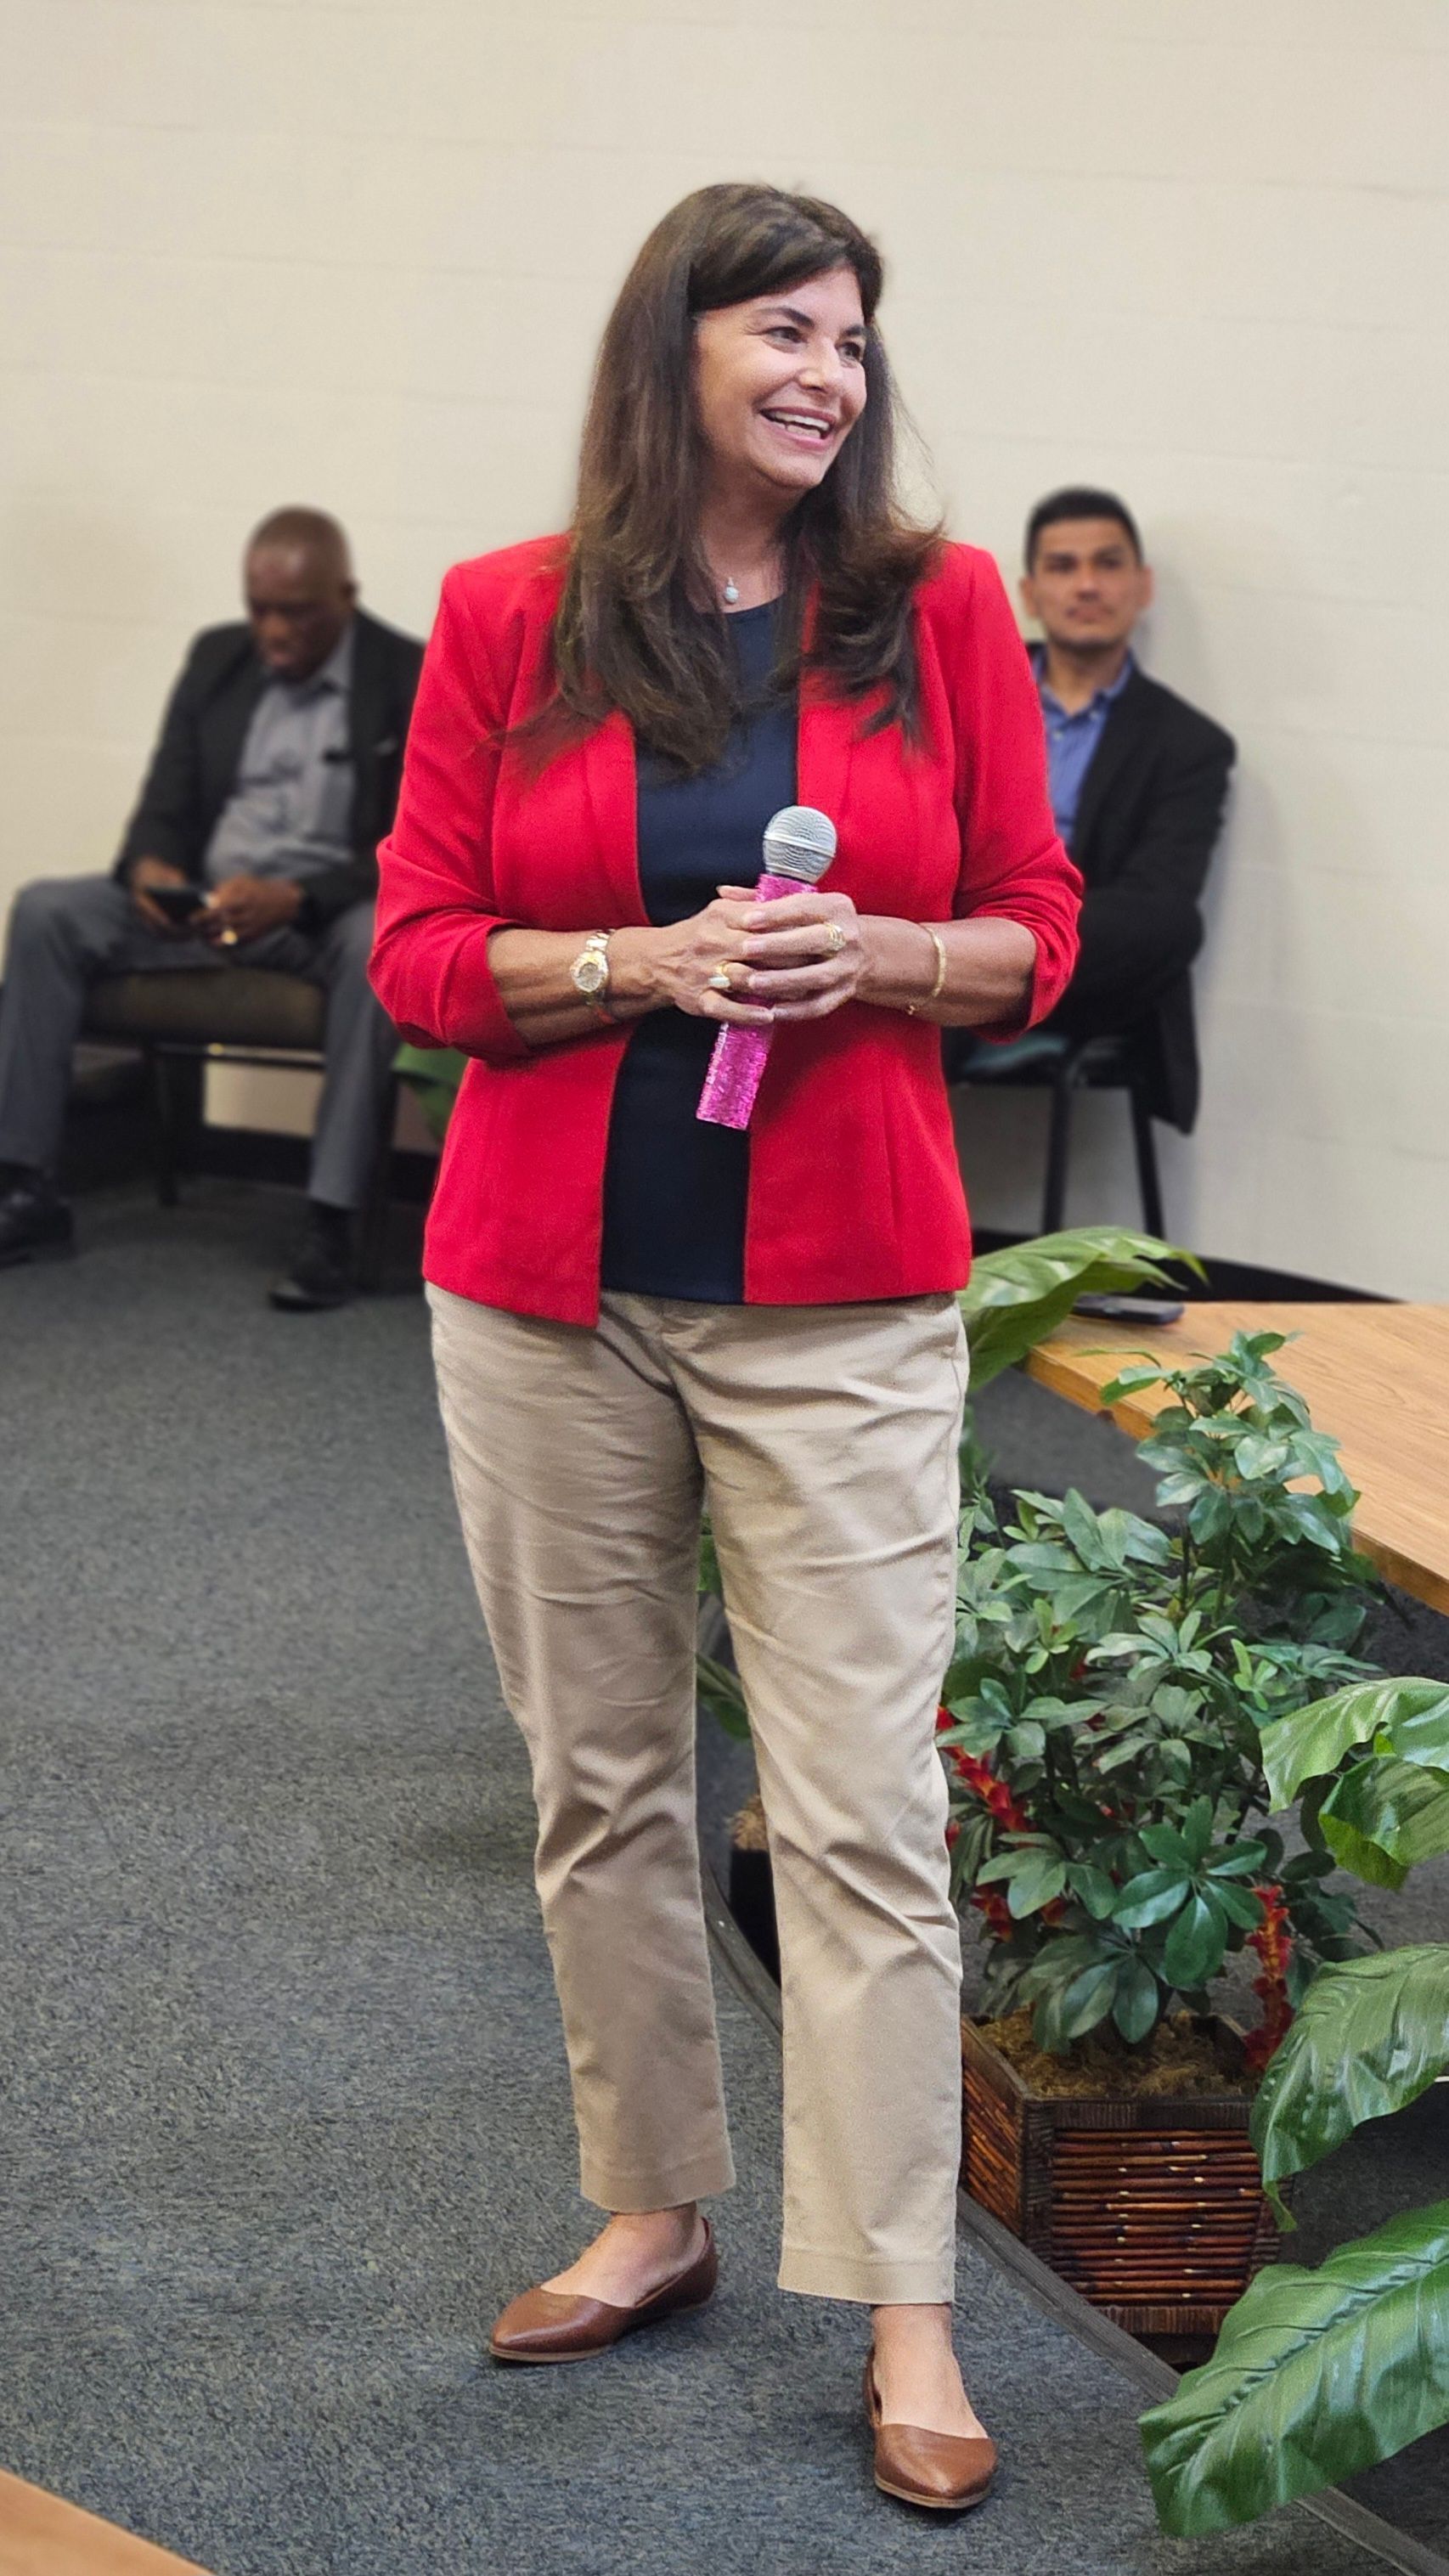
<box><xmin>1051</xmin><ymin>666</ymin><xmax>1235</xmax><ymax>1131</ymax></box>
<box><xmin>113</xmin><ymin>607</ymin><xmax>425</xmax><ymax>927</ymax></box>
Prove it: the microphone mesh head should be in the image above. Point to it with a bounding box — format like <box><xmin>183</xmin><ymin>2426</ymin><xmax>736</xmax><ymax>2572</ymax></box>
<box><xmin>761</xmin><ymin>804</ymin><xmax>837</xmax><ymax>884</ymax></box>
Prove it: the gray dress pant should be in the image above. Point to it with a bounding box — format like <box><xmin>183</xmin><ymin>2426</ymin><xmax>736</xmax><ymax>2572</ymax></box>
<box><xmin>0</xmin><ymin>874</ymin><xmax>396</xmax><ymax>1210</ymax></box>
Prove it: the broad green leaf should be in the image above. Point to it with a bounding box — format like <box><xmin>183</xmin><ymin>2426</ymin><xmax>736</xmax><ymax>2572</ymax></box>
<box><xmin>1004</xmin><ymin>1542</ymin><xmax>1075</xmax><ymax>1575</ymax></box>
<box><xmin>1210</xmin><ymin>1879</ymin><xmax>1266</xmax><ymax>1932</ymax></box>
<box><xmin>1113</xmin><ymin>1867</ymin><xmax>1190</xmax><ymax>1930</ymax></box>
<box><xmin>1018</xmin><ymin>1936</ymin><xmax>1100</xmax><ymax>1998</ymax></box>
<box><xmin>1098</xmin><ymin>1361</ymin><xmax>1167</xmax><ymax>1400</ymax></box>
<box><xmin>1316</xmin><ymin>1808</ymin><xmax>1407</xmax><ymax>1892</ymax></box>
<box><xmin>1090</xmin><ymin>1629</ymin><xmax>1158</xmax><ymax>1662</ymax></box>
<box><xmin>1321</xmin><ymin>1757</ymin><xmax>1449</xmax><ymax>1884</ymax></box>
<box><xmin>1058</xmin><ymin>1960</ymin><xmax>1121</xmax><ymax>2039</ymax></box>
<box><xmin>1114</xmin><ymin>1953</ymin><xmax>1160</xmax><ymax>2043</ymax></box>
<box><xmin>1188</xmin><ymin>1487</ymin><xmax>1232</xmax><ymax>1545</ymax></box>
<box><xmin>1233</xmin><ymin>1432</ymin><xmax>1290</xmax><ymax>1480</ymax></box>
<box><xmin>1291</xmin><ymin>1428</ymin><xmax>1356</xmax><ymax>1500</ymax></box>
<box><xmin>1163</xmin><ymin>1890</ymin><xmax>1227</xmax><ymax>1990</ymax></box>
<box><xmin>1205</xmin><ymin>1841</ymin><xmax>1268</xmax><ymax>1879</ymax></box>
<box><xmin>1100</xmin><ymin>1507</ymin><xmax>1170</xmax><ymax>1566</ymax></box>
<box><xmin>1260</xmin><ymin>1678</ymin><xmax>1449</xmax><ymax>1808</ymax></box>
<box><xmin>976</xmin><ymin>1850</ymin><xmax>1043</xmax><ymax>1885</ymax></box>
<box><xmin>958</xmin><ymin>1228</ymin><xmax>1202</xmax><ymax>1389</ymax></box>
<box><xmin>1006</xmin><ymin>1852</ymin><xmax>1068</xmax><ymax>1919</ymax></box>
<box><xmin>1066</xmin><ymin>1863</ymin><xmax>1117</xmax><ymax>1920</ymax></box>
<box><xmin>1251</xmin><ymin>1948</ymin><xmax>1449</xmax><ymax>2222</ymax></box>
<box><xmin>1060</xmin><ymin>1488</ymin><xmax>1103</xmax><ymax>1561</ymax></box>
<box><xmin>1138</xmin><ymin>1822</ymin><xmax>1189</xmax><ymax>1868</ymax></box>
<box><xmin>1141</xmin><ymin>2200</ymin><xmax>1449</xmax><ymax>2534</ymax></box>
<box><xmin>1097</xmin><ymin>1733</ymin><xmax>1153</xmax><ymax>1774</ymax></box>
<box><xmin>1390</xmin><ymin>1685</ymin><xmax>1449</xmax><ymax>1773</ymax></box>
<box><xmin>1181</xmin><ymin>1795</ymin><xmax>1214</xmax><ymax>1866</ymax></box>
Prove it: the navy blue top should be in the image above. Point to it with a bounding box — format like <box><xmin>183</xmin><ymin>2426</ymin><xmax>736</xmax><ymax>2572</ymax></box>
<box><xmin>600</xmin><ymin>600</ymin><xmax>796</xmax><ymax>1302</ymax></box>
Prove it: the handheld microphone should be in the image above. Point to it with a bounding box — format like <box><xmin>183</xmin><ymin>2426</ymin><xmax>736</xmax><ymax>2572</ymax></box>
<box><xmin>696</xmin><ymin>804</ymin><xmax>837</xmax><ymax>1131</ymax></box>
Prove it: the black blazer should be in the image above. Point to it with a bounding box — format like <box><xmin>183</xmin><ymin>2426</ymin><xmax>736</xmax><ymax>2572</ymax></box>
<box><xmin>113</xmin><ymin>607</ymin><xmax>426</xmax><ymax>927</ymax></box>
<box><xmin>1055</xmin><ymin>666</ymin><xmax>1235</xmax><ymax>1132</ymax></box>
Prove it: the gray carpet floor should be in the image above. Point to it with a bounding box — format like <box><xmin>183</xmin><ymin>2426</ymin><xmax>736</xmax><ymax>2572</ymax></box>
<box><xmin>0</xmin><ymin>1181</ymin><xmax>1423</xmax><ymax>2575</ymax></box>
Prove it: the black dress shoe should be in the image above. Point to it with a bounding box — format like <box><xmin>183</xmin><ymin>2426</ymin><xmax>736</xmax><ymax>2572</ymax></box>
<box><xmin>0</xmin><ymin>1175</ymin><xmax>75</xmax><ymax>1269</ymax></box>
<box><xmin>268</xmin><ymin>1206</ymin><xmax>355</xmax><ymax>1311</ymax></box>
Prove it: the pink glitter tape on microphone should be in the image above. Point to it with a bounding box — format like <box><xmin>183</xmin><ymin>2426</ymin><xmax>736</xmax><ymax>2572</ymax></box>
<box><xmin>697</xmin><ymin>805</ymin><xmax>837</xmax><ymax>1132</ymax></box>
<box><xmin>696</xmin><ymin>871</ymin><xmax>799</xmax><ymax>1129</ymax></box>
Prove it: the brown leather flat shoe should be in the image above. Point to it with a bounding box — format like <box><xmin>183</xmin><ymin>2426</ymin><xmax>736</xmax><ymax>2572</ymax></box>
<box><xmin>864</xmin><ymin>2356</ymin><xmax>997</xmax><ymax>2512</ymax></box>
<box><xmin>489</xmin><ymin>2220</ymin><xmax>717</xmax><ymax>2365</ymax></box>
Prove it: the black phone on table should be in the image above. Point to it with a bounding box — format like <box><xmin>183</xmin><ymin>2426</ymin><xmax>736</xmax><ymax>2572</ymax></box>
<box><xmin>1073</xmin><ymin>1293</ymin><xmax>1187</xmax><ymax>1325</ymax></box>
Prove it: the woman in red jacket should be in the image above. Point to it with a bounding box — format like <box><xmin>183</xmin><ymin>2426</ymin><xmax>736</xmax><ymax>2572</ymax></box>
<box><xmin>373</xmin><ymin>183</ymin><xmax>1079</xmax><ymax>2512</ymax></box>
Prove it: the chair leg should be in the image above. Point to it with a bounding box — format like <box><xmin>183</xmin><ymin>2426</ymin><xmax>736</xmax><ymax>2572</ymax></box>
<box><xmin>149</xmin><ymin>1047</ymin><xmax>180</xmax><ymax>1209</ymax></box>
<box><xmin>1130</xmin><ymin>1085</ymin><xmax>1166</xmax><ymax>1238</ymax></box>
<box><xmin>1043</xmin><ymin>1065</ymin><xmax>1075</xmax><ymax>1234</ymax></box>
<box><xmin>355</xmin><ymin>1072</ymin><xmax>398</xmax><ymax>1293</ymax></box>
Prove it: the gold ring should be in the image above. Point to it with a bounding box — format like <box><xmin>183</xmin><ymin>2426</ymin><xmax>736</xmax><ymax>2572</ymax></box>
<box><xmin>823</xmin><ymin>922</ymin><xmax>847</xmax><ymax>955</ymax></box>
<box><xmin>706</xmin><ymin>967</ymin><xmax>734</xmax><ymax>992</ymax></box>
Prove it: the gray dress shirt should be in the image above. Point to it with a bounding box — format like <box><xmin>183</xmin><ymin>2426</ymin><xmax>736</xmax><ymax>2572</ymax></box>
<box><xmin>204</xmin><ymin>623</ymin><xmax>355</xmax><ymax>885</ymax></box>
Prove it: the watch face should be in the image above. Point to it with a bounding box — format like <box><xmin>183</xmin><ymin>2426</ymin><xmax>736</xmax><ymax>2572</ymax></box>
<box><xmin>573</xmin><ymin>950</ymin><xmax>608</xmax><ymax>996</ymax></box>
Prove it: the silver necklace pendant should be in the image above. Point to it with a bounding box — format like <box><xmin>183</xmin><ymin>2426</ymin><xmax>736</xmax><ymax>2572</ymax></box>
<box><xmin>721</xmin><ymin>578</ymin><xmax>739</xmax><ymax>605</ymax></box>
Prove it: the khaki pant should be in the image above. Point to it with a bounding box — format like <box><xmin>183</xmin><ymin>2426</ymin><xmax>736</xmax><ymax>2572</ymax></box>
<box><xmin>429</xmin><ymin>1285</ymin><xmax>968</xmax><ymax>2306</ymax></box>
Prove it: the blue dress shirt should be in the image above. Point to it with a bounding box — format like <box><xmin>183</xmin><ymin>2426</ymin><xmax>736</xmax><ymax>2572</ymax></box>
<box><xmin>1032</xmin><ymin>645</ymin><xmax>1134</xmax><ymax>852</ymax></box>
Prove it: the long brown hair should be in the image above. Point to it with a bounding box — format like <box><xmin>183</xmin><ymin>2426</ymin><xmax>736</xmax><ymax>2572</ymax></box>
<box><xmin>529</xmin><ymin>183</ymin><xmax>940</xmax><ymax>773</ymax></box>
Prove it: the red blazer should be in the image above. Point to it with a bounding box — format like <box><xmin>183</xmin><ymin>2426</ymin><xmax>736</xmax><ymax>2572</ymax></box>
<box><xmin>371</xmin><ymin>536</ymin><xmax>1081</xmax><ymax>1325</ymax></box>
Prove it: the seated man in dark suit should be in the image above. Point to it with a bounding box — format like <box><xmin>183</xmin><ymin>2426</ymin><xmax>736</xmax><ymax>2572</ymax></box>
<box><xmin>946</xmin><ymin>487</ymin><xmax>1234</xmax><ymax>1145</ymax></box>
<box><xmin>0</xmin><ymin>507</ymin><xmax>424</xmax><ymax>1308</ymax></box>
<box><xmin>1014</xmin><ymin>485</ymin><xmax>1236</xmax><ymax>1135</ymax></box>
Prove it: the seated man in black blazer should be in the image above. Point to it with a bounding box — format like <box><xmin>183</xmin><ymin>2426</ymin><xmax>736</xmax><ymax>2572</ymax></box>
<box><xmin>950</xmin><ymin>486</ymin><xmax>1234</xmax><ymax>1141</ymax></box>
<box><xmin>1025</xmin><ymin>487</ymin><xmax>1234</xmax><ymax>1130</ymax></box>
<box><xmin>0</xmin><ymin>507</ymin><xmax>424</xmax><ymax>1307</ymax></box>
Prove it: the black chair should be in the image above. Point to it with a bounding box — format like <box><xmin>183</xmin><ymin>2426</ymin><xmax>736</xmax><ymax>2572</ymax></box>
<box><xmin>947</xmin><ymin>1026</ymin><xmax>1164</xmax><ymax>1238</ymax></box>
<box><xmin>81</xmin><ymin>968</ymin><xmax>399</xmax><ymax>1288</ymax></box>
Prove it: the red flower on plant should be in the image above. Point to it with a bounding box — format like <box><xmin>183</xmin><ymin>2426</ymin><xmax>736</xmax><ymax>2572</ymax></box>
<box><xmin>1243</xmin><ymin>1882</ymin><xmax>1294</xmax><ymax>2073</ymax></box>
<box><xmin>970</xmin><ymin>1884</ymin><xmax>1015</xmax><ymax>1940</ymax></box>
<box><xmin>938</xmin><ymin>1713</ymin><xmax>1064</xmax><ymax>1936</ymax></box>
<box><xmin>950</xmin><ymin>1744</ymin><xmax>1035</xmax><ymax>1836</ymax></box>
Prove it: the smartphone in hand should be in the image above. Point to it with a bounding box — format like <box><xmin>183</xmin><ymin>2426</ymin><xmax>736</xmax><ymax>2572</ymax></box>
<box><xmin>145</xmin><ymin>881</ymin><xmax>211</xmax><ymax>926</ymax></box>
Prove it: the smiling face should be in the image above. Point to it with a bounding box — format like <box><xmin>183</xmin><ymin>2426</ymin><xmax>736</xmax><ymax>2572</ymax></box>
<box><xmin>1020</xmin><ymin>516</ymin><xmax>1153</xmax><ymax>656</ymax></box>
<box><xmin>691</xmin><ymin>267</ymin><xmax>868</xmax><ymax>507</ymax></box>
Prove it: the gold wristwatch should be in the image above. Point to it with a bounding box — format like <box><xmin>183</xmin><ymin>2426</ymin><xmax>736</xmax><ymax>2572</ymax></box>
<box><xmin>569</xmin><ymin>929</ymin><xmax>614</xmax><ymax>1020</ymax></box>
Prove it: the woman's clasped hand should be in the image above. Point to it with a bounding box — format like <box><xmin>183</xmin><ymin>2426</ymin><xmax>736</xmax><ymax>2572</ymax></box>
<box><xmin>653</xmin><ymin>887</ymin><xmax>865</xmax><ymax>1024</ymax></box>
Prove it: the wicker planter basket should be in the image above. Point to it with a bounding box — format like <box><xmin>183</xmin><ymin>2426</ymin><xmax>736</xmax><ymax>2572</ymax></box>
<box><xmin>961</xmin><ymin>2015</ymin><xmax>1281</xmax><ymax>2336</ymax></box>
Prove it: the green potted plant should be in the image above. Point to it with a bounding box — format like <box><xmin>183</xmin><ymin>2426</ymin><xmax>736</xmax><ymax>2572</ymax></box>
<box><xmin>945</xmin><ymin>1319</ymin><xmax>1381</xmax><ymax>2330</ymax></box>
<box><xmin>1141</xmin><ymin>1672</ymin><xmax>1449</xmax><ymax>2534</ymax></box>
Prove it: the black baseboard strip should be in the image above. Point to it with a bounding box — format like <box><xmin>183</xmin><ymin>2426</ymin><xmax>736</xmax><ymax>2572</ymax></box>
<box><xmin>701</xmin><ymin>1849</ymin><xmax>1449</xmax><ymax>2576</ymax></box>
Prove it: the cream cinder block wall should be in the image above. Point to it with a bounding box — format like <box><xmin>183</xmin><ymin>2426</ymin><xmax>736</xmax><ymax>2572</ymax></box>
<box><xmin>3</xmin><ymin>0</ymin><xmax>1446</xmax><ymax>1291</ymax></box>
